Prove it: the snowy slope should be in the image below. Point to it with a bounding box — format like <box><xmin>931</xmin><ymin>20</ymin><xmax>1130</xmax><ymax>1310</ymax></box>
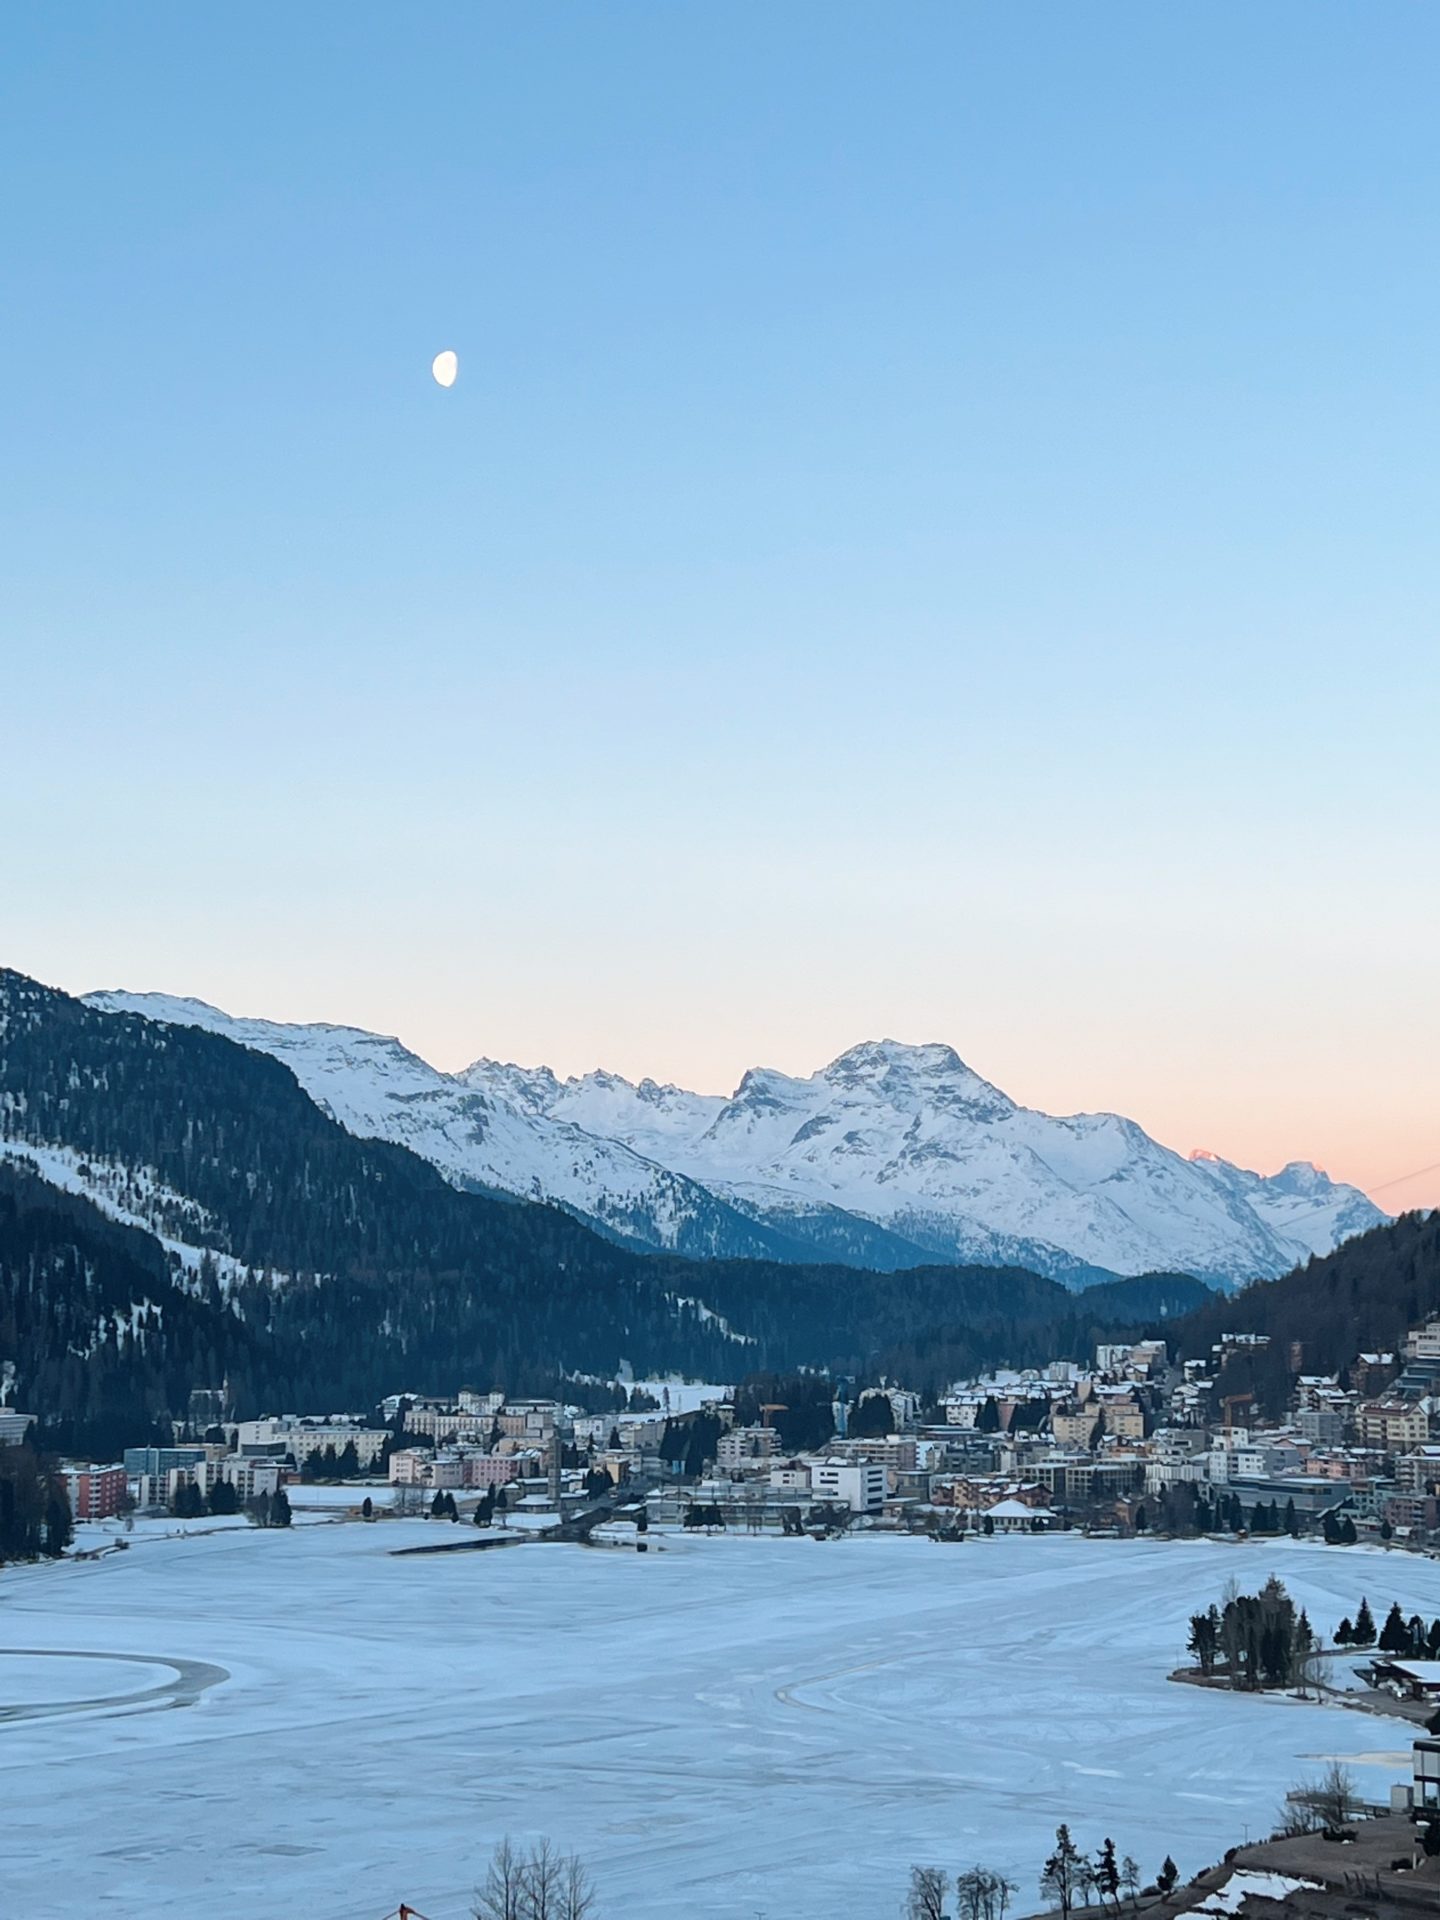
<box><xmin>80</xmin><ymin>993</ymin><xmax>876</xmax><ymax>1266</ymax></box>
<box><xmin>502</xmin><ymin>1038</ymin><xmax>1387</xmax><ymax>1285</ymax></box>
<box><xmin>1185</xmin><ymin>1150</ymin><xmax>1385</xmax><ymax>1260</ymax></box>
<box><xmin>84</xmin><ymin>997</ymin><xmax>1386</xmax><ymax>1287</ymax></box>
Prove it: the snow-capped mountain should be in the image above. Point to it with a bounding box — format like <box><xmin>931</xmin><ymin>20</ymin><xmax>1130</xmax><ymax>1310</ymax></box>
<box><xmin>78</xmin><ymin>992</ymin><xmax>841</xmax><ymax>1268</ymax></box>
<box><xmin>84</xmin><ymin>995</ymin><xmax>1386</xmax><ymax>1288</ymax></box>
<box><xmin>1184</xmin><ymin>1150</ymin><xmax>1385</xmax><ymax>1261</ymax></box>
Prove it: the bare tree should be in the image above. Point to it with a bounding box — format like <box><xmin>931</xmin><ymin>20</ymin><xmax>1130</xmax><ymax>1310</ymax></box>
<box><xmin>560</xmin><ymin>1850</ymin><xmax>597</xmax><ymax>1920</ymax></box>
<box><xmin>1074</xmin><ymin>1858</ymin><xmax>1098</xmax><ymax>1912</ymax></box>
<box><xmin>523</xmin><ymin>1837</ymin><xmax>564</xmax><ymax>1920</ymax></box>
<box><xmin>475</xmin><ymin>1838</ymin><xmax>527</xmax><ymax>1920</ymax></box>
<box><xmin>1314</xmin><ymin>1761</ymin><xmax>1357</xmax><ymax>1830</ymax></box>
<box><xmin>475</xmin><ymin>1838</ymin><xmax>599</xmax><ymax>1920</ymax></box>
<box><xmin>956</xmin><ymin>1867</ymin><xmax>989</xmax><ymax>1920</ymax></box>
<box><xmin>1282</xmin><ymin>1760</ymin><xmax>1356</xmax><ymax>1835</ymax></box>
<box><xmin>1275</xmin><ymin>1789</ymin><xmax>1322</xmax><ymax>1838</ymax></box>
<box><xmin>908</xmin><ymin>1865</ymin><xmax>950</xmax><ymax>1920</ymax></box>
<box><xmin>1120</xmin><ymin>1858</ymin><xmax>1141</xmax><ymax>1910</ymax></box>
<box><xmin>957</xmin><ymin>1866</ymin><xmax>1017</xmax><ymax>1920</ymax></box>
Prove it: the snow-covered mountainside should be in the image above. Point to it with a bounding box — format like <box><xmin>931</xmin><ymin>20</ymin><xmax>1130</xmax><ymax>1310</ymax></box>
<box><xmin>1185</xmin><ymin>1150</ymin><xmax>1385</xmax><ymax>1261</ymax></box>
<box><xmin>79</xmin><ymin>992</ymin><xmax>839</xmax><ymax>1268</ymax></box>
<box><xmin>84</xmin><ymin>997</ymin><xmax>1386</xmax><ymax>1287</ymax></box>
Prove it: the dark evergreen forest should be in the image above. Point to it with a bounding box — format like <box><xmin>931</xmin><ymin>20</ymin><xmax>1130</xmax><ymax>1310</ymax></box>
<box><xmin>1171</xmin><ymin>1209</ymin><xmax>1440</xmax><ymax>1411</ymax></box>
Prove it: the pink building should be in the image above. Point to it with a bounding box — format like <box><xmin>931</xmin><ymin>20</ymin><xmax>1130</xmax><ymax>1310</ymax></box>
<box><xmin>388</xmin><ymin>1448</ymin><xmax>532</xmax><ymax>1490</ymax></box>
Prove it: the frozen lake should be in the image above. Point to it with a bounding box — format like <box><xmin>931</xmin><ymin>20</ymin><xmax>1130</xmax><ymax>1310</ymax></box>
<box><xmin>0</xmin><ymin>1524</ymin><xmax>1431</xmax><ymax>1920</ymax></box>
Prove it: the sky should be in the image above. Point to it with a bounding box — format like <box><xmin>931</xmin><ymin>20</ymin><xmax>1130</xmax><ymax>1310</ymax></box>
<box><xmin>3</xmin><ymin>6</ymin><xmax>1437</xmax><ymax>1207</ymax></box>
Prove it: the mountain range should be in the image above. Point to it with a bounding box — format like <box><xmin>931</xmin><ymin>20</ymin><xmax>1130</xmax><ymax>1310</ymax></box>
<box><xmin>0</xmin><ymin>967</ymin><xmax>1213</xmax><ymax>1447</ymax></box>
<box><xmin>86</xmin><ymin>991</ymin><xmax>1386</xmax><ymax>1288</ymax></box>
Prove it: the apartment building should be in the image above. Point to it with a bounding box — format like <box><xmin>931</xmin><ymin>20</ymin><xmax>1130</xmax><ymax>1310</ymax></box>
<box><xmin>1356</xmin><ymin>1401</ymin><xmax>1430</xmax><ymax>1452</ymax></box>
<box><xmin>717</xmin><ymin>1425</ymin><xmax>778</xmax><ymax>1469</ymax></box>
<box><xmin>1051</xmin><ymin>1403</ymin><xmax>1102</xmax><ymax>1447</ymax></box>
<box><xmin>234</xmin><ymin>1418</ymin><xmax>389</xmax><ymax>1467</ymax></box>
<box><xmin>62</xmin><ymin>1463</ymin><xmax>128</xmax><ymax>1520</ymax></box>
<box><xmin>826</xmin><ymin>1436</ymin><xmax>918</xmax><ymax>1472</ymax></box>
<box><xmin>809</xmin><ymin>1459</ymin><xmax>885</xmax><ymax>1513</ymax></box>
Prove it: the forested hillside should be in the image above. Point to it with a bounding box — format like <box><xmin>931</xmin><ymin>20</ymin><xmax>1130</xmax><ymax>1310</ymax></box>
<box><xmin>867</xmin><ymin>1272</ymin><xmax>1215</xmax><ymax>1396</ymax></box>
<box><xmin>0</xmin><ymin>1160</ymin><xmax>265</xmax><ymax>1457</ymax></box>
<box><xmin>0</xmin><ymin>968</ymin><xmax>1214</xmax><ymax>1438</ymax></box>
<box><xmin>1173</xmin><ymin>1210</ymin><xmax>1440</xmax><ymax>1411</ymax></box>
<box><xmin>0</xmin><ymin>968</ymin><xmax>749</xmax><ymax>1391</ymax></box>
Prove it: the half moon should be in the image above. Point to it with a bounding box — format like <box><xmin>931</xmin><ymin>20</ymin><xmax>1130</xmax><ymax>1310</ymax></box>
<box><xmin>431</xmin><ymin>350</ymin><xmax>458</xmax><ymax>389</ymax></box>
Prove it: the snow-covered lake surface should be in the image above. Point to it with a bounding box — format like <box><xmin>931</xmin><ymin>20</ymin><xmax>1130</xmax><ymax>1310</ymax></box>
<box><xmin>0</xmin><ymin>1526</ymin><xmax>1430</xmax><ymax>1920</ymax></box>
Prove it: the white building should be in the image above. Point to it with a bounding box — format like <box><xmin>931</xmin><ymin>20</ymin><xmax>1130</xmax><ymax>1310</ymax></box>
<box><xmin>809</xmin><ymin>1459</ymin><xmax>885</xmax><ymax>1513</ymax></box>
<box><xmin>984</xmin><ymin>1496</ymin><xmax>1056</xmax><ymax>1533</ymax></box>
<box><xmin>0</xmin><ymin>1410</ymin><xmax>37</xmax><ymax>1446</ymax></box>
<box><xmin>458</xmin><ymin>1388</ymin><xmax>505</xmax><ymax>1417</ymax></box>
<box><xmin>768</xmin><ymin>1459</ymin><xmax>812</xmax><ymax>1492</ymax></box>
<box><xmin>201</xmin><ymin>1456</ymin><xmax>285</xmax><ymax>1501</ymax></box>
<box><xmin>234</xmin><ymin>1417</ymin><xmax>388</xmax><ymax>1468</ymax></box>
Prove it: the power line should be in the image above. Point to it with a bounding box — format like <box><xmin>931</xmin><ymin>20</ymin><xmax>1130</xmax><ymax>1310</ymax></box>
<box><xmin>1368</xmin><ymin>1159</ymin><xmax>1440</xmax><ymax>1198</ymax></box>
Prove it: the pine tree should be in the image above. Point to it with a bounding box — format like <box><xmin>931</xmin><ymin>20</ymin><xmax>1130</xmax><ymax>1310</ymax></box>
<box><xmin>1157</xmin><ymin>1857</ymin><xmax>1179</xmax><ymax>1897</ymax></box>
<box><xmin>1187</xmin><ymin>1608</ymin><xmax>1219</xmax><ymax>1676</ymax></box>
<box><xmin>1355</xmin><ymin>1596</ymin><xmax>1376</xmax><ymax>1645</ymax></box>
<box><xmin>1380</xmin><ymin>1602</ymin><xmax>1408</xmax><ymax>1653</ymax></box>
<box><xmin>1040</xmin><ymin>1826</ymin><xmax>1083</xmax><ymax>1920</ymax></box>
<box><xmin>1095</xmin><ymin>1839</ymin><xmax>1120</xmax><ymax>1909</ymax></box>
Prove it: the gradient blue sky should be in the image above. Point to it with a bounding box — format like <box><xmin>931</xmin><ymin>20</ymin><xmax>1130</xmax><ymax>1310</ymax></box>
<box><xmin>4</xmin><ymin>6</ymin><xmax>1437</xmax><ymax>1203</ymax></box>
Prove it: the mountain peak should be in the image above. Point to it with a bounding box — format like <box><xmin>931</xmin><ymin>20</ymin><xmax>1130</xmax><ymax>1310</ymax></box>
<box><xmin>825</xmin><ymin>1038</ymin><xmax>968</xmax><ymax>1079</ymax></box>
<box><xmin>1268</xmin><ymin>1159</ymin><xmax>1331</xmax><ymax>1195</ymax></box>
<box><xmin>818</xmin><ymin>1039</ymin><xmax>1016</xmax><ymax>1125</ymax></box>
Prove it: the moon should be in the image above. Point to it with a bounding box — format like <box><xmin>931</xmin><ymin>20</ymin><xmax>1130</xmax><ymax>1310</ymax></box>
<box><xmin>431</xmin><ymin>349</ymin><xmax>458</xmax><ymax>389</ymax></box>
